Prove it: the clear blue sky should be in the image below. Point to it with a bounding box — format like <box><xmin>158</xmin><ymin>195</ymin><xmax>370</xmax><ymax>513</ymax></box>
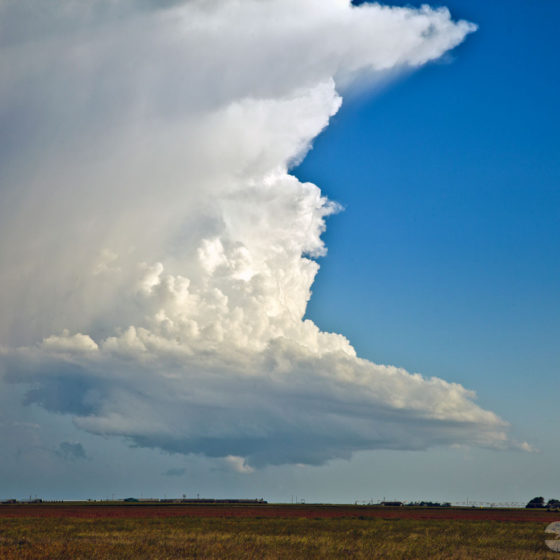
<box><xmin>290</xmin><ymin>0</ymin><xmax>560</xmax><ymax>502</ymax></box>
<box><xmin>299</xmin><ymin>0</ymin><xmax>560</xmax><ymax>435</ymax></box>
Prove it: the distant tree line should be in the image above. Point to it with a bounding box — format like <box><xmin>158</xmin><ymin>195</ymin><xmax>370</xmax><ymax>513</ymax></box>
<box><xmin>526</xmin><ymin>497</ymin><xmax>560</xmax><ymax>509</ymax></box>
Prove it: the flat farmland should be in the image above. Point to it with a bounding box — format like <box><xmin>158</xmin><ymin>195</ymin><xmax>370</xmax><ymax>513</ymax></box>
<box><xmin>1</xmin><ymin>503</ymin><xmax>559</xmax><ymax>559</ymax></box>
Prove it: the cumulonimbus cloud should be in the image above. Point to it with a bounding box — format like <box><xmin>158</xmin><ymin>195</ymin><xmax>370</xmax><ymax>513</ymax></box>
<box><xmin>0</xmin><ymin>0</ymin><xmax>525</xmax><ymax>468</ymax></box>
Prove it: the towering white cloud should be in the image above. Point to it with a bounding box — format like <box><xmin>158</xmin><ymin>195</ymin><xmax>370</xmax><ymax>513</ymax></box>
<box><xmin>0</xmin><ymin>0</ymin><xmax>519</xmax><ymax>468</ymax></box>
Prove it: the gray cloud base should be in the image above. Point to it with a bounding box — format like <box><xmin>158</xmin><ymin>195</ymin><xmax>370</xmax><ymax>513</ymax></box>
<box><xmin>1</xmin><ymin>336</ymin><xmax>513</xmax><ymax>467</ymax></box>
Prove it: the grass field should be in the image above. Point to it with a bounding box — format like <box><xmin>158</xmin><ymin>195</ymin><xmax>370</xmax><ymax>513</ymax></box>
<box><xmin>1</xmin><ymin>504</ymin><xmax>559</xmax><ymax>559</ymax></box>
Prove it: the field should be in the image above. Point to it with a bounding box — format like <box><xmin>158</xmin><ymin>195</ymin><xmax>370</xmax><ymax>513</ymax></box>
<box><xmin>1</xmin><ymin>503</ymin><xmax>559</xmax><ymax>559</ymax></box>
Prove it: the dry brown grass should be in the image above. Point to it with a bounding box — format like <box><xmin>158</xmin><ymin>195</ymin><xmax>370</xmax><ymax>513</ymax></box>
<box><xmin>0</xmin><ymin>510</ymin><xmax>559</xmax><ymax>559</ymax></box>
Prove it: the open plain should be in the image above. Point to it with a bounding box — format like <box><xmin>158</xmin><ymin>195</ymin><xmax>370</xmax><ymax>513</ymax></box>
<box><xmin>1</xmin><ymin>503</ymin><xmax>559</xmax><ymax>559</ymax></box>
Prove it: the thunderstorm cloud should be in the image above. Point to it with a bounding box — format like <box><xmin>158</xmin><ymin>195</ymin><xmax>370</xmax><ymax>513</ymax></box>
<box><xmin>0</xmin><ymin>0</ymin><xmax>520</xmax><ymax>469</ymax></box>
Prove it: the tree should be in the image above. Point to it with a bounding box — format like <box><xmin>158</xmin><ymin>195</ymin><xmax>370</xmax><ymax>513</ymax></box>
<box><xmin>547</xmin><ymin>499</ymin><xmax>560</xmax><ymax>509</ymax></box>
<box><xmin>526</xmin><ymin>496</ymin><xmax>545</xmax><ymax>508</ymax></box>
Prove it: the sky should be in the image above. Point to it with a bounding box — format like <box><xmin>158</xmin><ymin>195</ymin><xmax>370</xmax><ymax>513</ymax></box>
<box><xmin>0</xmin><ymin>0</ymin><xmax>558</xmax><ymax>504</ymax></box>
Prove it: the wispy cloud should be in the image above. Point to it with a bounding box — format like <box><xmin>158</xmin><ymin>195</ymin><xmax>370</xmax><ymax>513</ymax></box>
<box><xmin>56</xmin><ymin>442</ymin><xmax>87</xmax><ymax>461</ymax></box>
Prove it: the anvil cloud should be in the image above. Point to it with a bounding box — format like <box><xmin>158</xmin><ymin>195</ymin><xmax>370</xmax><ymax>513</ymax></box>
<box><xmin>0</xmin><ymin>0</ymin><xmax>517</xmax><ymax>468</ymax></box>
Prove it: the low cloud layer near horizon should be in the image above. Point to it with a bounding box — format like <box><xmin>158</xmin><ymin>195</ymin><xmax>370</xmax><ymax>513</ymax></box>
<box><xmin>0</xmin><ymin>0</ymin><xmax>524</xmax><ymax>469</ymax></box>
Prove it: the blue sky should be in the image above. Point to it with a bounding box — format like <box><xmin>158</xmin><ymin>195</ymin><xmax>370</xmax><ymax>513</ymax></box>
<box><xmin>0</xmin><ymin>0</ymin><xmax>558</xmax><ymax>504</ymax></box>
<box><xmin>295</xmin><ymin>0</ymin><xmax>560</xmax><ymax>501</ymax></box>
<box><xmin>301</xmin><ymin>0</ymin><xmax>560</xmax><ymax>433</ymax></box>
